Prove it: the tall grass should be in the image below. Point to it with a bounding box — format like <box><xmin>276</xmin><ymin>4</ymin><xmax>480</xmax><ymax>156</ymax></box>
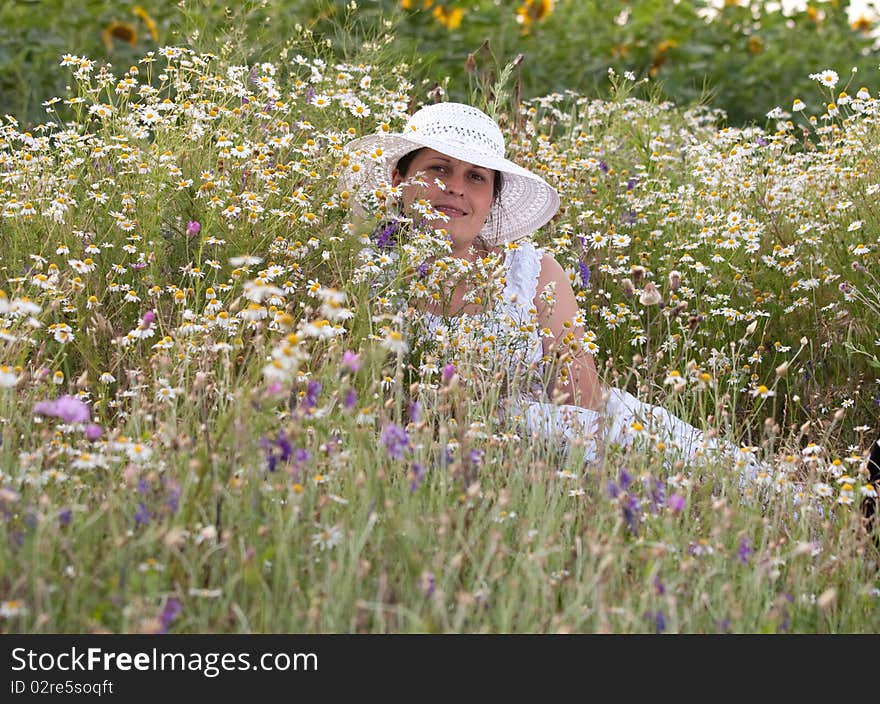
<box><xmin>0</xmin><ymin>20</ymin><xmax>878</xmax><ymax>632</ymax></box>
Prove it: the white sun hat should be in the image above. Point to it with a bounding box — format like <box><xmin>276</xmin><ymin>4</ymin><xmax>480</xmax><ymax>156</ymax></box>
<box><xmin>340</xmin><ymin>102</ymin><xmax>560</xmax><ymax>245</ymax></box>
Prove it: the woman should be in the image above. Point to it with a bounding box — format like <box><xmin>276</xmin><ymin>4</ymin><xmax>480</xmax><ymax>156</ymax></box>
<box><xmin>342</xmin><ymin>102</ymin><xmax>754</xmax><ymax>472</ymax></box>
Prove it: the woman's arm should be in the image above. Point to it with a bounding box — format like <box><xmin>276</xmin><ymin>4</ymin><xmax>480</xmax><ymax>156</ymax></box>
<box><xmin>534</xmin><ymin>252</ymin><xmax>604</xmax><ymax>411</ymax></box>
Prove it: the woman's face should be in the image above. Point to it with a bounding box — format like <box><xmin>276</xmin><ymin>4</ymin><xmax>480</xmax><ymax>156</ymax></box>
<box><xmin>392</xmin><ymin>148</ymin><xmax>496</xmax><ymax>249</ymax></box>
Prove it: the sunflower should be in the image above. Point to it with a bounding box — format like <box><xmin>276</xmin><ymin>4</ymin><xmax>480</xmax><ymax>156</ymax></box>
<box><xmin>102</xmin><ymin>21</ymin><xmax>138</xmax><ymax>52</ymax></box>
<box><xmin>433</xmin><ymin>5</ymin><xmax>464</xmax><ymax>30</ymax></box>
<box><xmin>515</xmin><ymin>0</ymin><xmax>553</xmax><ymax>32</ymax></box>
<box><xmin>133</xmin><ymin>6</ymin><xmax>159</xmax><ymax>41</ymax></box>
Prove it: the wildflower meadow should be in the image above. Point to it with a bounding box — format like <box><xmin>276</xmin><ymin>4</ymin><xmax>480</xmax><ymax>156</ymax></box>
<box><xmin>1</xmin><ymin>4</ymin><xmax>880</xmax><ymax>634</ymax></box>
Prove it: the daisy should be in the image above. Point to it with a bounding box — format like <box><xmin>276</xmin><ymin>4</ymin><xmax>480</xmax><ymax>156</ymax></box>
<box><xmin>813</xmin><ymin>482</ymin><xmax>833</xmax><ymax>499</ymax></box>
<box><xmin>126</xmin><ymin>443</ymin><xmax>153</xmax><ymax>463</ymax></box>
<box><xmin>0</xmin><ymin>365</ymin><xmax>19</xmax><ymax>388</ymax></box>
<box><xmin>0</xmin><ymin>600</ymin><xmax>27</xmax><ymax>618</ymax></box>
<box><xmin>809</xmin><ymin>69</ymin><xmax>839</xmax><ymax>89</ymax></box>
<box><xmin>311</xmin><ymin>523</ymin><xmax>342</xmax><ymax>551</ymax></box>
<box><xmin>750</xmin><ymin>384</ymin><xmax>775</xmax><ymax>399</ymax></box>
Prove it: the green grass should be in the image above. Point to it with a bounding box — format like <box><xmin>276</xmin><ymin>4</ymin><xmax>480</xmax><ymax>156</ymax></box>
<box><xmin>0</xmin><ymin>13</ymin><xmax>879</xmax><ymax>633</ymax></box>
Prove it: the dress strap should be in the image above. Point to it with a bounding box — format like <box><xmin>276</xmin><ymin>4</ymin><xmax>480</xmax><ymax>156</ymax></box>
<box><xmin>505</xmin><ymin>240</ymin><xmax>543</xmax><ymax>308</ymax></box>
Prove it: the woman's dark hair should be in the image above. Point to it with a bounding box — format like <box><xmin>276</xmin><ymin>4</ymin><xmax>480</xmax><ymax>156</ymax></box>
<box><xmin>396</xmin><ymin>147</ymin><xmax>503</xmax><ymax>203</ymax></box>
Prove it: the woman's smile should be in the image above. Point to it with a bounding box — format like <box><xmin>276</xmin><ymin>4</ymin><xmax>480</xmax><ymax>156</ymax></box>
<box><xmin>392</xmin><ymin>148</ymin><xmax>495</xmax><ymax>255</ymax></box>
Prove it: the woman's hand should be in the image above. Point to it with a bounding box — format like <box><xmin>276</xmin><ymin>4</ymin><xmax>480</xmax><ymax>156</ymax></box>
<box><xmin>534</xmin><ymin>253</ymin><xmax>604</xmax><ymax>411</ymax></box>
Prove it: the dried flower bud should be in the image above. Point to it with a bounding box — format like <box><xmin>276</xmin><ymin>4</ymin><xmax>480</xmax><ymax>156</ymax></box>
<box><xmin>671</xmin><ymin>300</ymin><xmax>688</xmax><ymax>318</ymax></box>
<box><xmin>639</xmin><ymin>281</ymin><xmax>663</xmax><ymax>306</ymax></box>
<box><xmin>630</xmin><ymin>265</ymin><xmax>646</xmax><ymax>282</ymax></box>
<box><xmin>668</xmin><ymin>270</ymin><xmax>681</xmax><ymax>291</ymax></box>
<box><xmin>621</xmin><ymin>279</ymin><xmax>635</xmax><ymax>298</ymax></box>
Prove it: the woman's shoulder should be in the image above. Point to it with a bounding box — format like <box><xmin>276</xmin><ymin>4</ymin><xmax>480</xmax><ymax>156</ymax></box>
<box><xmin>531</xmin><ymin>249</ymin><xmax>572</xmax><ymax>298</ymax></box>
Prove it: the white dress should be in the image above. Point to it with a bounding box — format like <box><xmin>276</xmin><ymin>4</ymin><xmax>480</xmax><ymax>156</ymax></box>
<box><xmin>414</xmin><ymin>241</ymin><xmax>752</xmax><ymax>472</ymax></box>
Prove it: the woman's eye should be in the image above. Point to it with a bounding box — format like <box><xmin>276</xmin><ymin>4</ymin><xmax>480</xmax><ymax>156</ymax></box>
<box><xmin>470</xmin><ymin>172</ymin><xmax>486</xmax><ymax>182</ymax></box>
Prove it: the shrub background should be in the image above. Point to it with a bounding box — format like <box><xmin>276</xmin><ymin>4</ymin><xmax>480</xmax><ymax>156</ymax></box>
<box><xmin>4</xmin><ymin>0</ymin><xmax>880</xmax><ymax>127</ymax></box>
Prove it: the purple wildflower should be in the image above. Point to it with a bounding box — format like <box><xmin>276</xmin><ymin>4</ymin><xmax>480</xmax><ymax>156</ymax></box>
<box><xmin>33</xmin><ymin>395</ymin><xmax>90</xmax><ymax>424</ymax></box>
<box><xmin>469</xmin><ymin>448</ymin><xmax>484</xmax><ymax>468</ymax></box>
<box><xmin>259</xmin><ymin>436</ymin><xmax>277</xmax><ymax>473</ymax></box>
<box><xmin>622</xmin><ymin>210</ymin><xmax>637</xmax><ymax>225</ymax></box>
<box><xmin>84</xmin><ymin>423</ymin><xmax>103</xmax><ymax>442</ymax></box>
<box><xmin>158</xmin><ymin>598</ymin><xmax>182</xmax><ymax>634</ymax></box>
<box><xmin>606</xmin><ymin>480</ymin><xmax>620</xmax><ymax>499</ymax></box>
<box><xmin>58</xmin><ymin>508</ymin><xmax>72</xmax><ymax>526</ymax></box>
<box><xmin>136</xmin><ymin>478</ymin><xmax>150</xmax><ymax>494</ymax></box>
<box><xmin>755</xmin><ymin>136</ymin><xmax>768</xmax><ymax>147</ymax></box>
<box><xmin>408</xmin><ymin>400</ymin><xmax>422</xmax><ymax>424</ymax></box>
<box><xmin>668</xmin><ymin>493</ymin><xmax>686</xmax><ymax>514</ymax></box>
<box><xmin>622</xmin><ymin>495</ymin><xmax>641</xmax><ymax>535</ymax></box>
<box><xmin>598</xmin><ymin>159</ymin><xmax>609</xmax><ymax>174</ymax></box>
<box><xmin>442</xmin><ymin>363</ymin><xmax>456</xmax><ymax>383</ymax></box>
<box><xmin>737</xmin><ymin>537</ymin><xmax>753</xmax><ymax>565</ymax></box>
<box><xmin>626</xmin><ymin>176</ymin><xmax>639</xmax><ymax>191</ymax></box>
<box><xmin>578</xmin><ymin>259</ymin><xmax>591</xmax><ymax>287</ymax></box>
<box><xmin>141</xmin><ymin>310</ymin><xmax>156</xmax><ymax>329</ymax></box>
<box><xmin>287</xmin><ymin>447</ymin><xmax>310</xmax><ymax>481</ymax></box>
<box><xmin>134</xmin><ymin>502</ymin><xmax>151</xmax><ymax>525</ymax></box>
<box><xmin>409</xmin><ymin>462</ymin><xmax>426</xmax><ymax>492</ymax></box>
<box><xmin>417</xmin><ymin>262</ymin><xmax>429</xmax><ymax>278</ymax></box>
<box><xmin>293</xmin><ymin>447</ymin><xmax>310</xmax><ymax>475</ymax></box>
<box><xmin>341</xmin><ymin>351</ymin><xmax>362</xmax><ymax>373</ymax></box>
<box><xmin>260</xmin><ymin>432</ymin><xmax>299</xmax><ymax>473</ymax></box>
<box><xmin>305</xmin><ymin>380</ymin><xmax>322</xmax><ymax>410</ymax></box>
<box><xmin>381</xmin><ymin>423</ymin><xmax>410</xmax><ymax>460</ymax></box>
<box><xmin>778</xmin><ymin>613</ymin><xmax>790</xmax><ymax>633</ymax></box>
<box><xmin>374</xmin><ymin>219</ymin><xmax>400</xmax><ymax>250</ymax></box>
<box><xmin>277</xmin><ymin>431</ymin><xmax>293</xmax><ymax>463</ymax></box>
<box><xmin>165</xmin><ymin>480</ymin><xmax>181</xmax><ymax>515</ymax></box>
<box><xmin>186</xmin><ymin>220</ymin><xmax>201</xmax><ymax>237</ymax></box>
<box><xmin>343</xmin><ymin>388</ymin><xmax>358</xmax><ymax>410</ymax></box>
<box><xmin>619</xmin><ymin>468</ymin><xmax>632</xmax><ymax>490</ymax></box>
<box><xmin>649</xmin><ymin>478</ymin><xmax>666</xmax><ymax>512</ymax></box>
<box><xmin>438</xmin><ymin>446</ymin><xmax>454</xmax><ymax>469</ymax></box>
<box><xmin>654</xmin><ymin>610</ymin><xmax>666</xmax><ymax>634</ymax></box>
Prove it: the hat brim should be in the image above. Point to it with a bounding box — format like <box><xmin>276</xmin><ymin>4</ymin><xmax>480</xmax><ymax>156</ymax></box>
<box><xmin>340</xmin><ymin>132</ymin><xmax>560</xmax><ymax>245</ymax></box>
